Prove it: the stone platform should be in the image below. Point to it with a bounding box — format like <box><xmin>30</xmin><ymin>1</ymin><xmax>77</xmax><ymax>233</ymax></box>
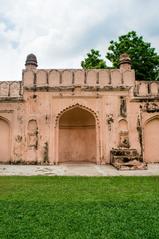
<box><xmin>0</xmin><ymin>163</ymin><xmax>159</xmax><ymax>176</ymax></box>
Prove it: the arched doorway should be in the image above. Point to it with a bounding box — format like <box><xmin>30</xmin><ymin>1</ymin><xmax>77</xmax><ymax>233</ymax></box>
<box><xmin>0</xmin><ymin>118</ymin><xmax>10</xmax><ymax>162</ymax></box>
<box><xmin>144</xmin><ymin>117</ymin><xmax>159</xmax><ymax>163</ymax></box>
<box><xmin>58</xmin><ymin>107</ymin><xmax>97</xmax><ymax>163</ymax></box>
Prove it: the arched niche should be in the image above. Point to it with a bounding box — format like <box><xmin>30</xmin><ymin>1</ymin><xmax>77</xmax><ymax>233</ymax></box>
<box><xmin>118</xmin><ymin>119</ymin><xmax>128</xmax><ymax>132</ymax></box>
<box><xmin>144</xmin><ymin>117</ymin><xmax>159</xmax><ymax>163</ymax></box>
<box><xmin>58</xmin><ymin>107</ymin><xmax>96</xmax><ymax>163</ymax></box>
<box><xmin>0</xmin><ymin>117</ymin><xmax>10</xmax><ymax>162</ymax></box>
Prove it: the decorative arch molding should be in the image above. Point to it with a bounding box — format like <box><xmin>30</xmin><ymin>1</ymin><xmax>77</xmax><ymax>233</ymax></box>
<box><xmin>53</xmin><ymin>103</ymin><xmax>101</xmax><ymax>164</ymax></box>
<box><xmin>55</xmin><ymin>103</ymin><xmax>100</xmax><ymax>127</ymax></box>
<box><xmin>144</xmin><ymin>115</ymin><xmax>159</xmax><ymax>127</ymax></box>
<box><xmin>0</xmin><ymin>116</ymin><xmax>10</xmax><ymax>125</ymax></box>
<box><xmin>118</xmin><ymin>118</ymin><xmax>128</xmax><ymax>131</ymax></box>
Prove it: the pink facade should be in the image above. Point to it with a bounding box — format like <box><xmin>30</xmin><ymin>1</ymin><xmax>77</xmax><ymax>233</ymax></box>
<box><xmin>0</xmin><ymin>54</ymin><xmax>159</xmax><ymax>165</ymax></box>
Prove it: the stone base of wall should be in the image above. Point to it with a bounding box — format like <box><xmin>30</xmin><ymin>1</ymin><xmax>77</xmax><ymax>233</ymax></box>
<box><xmin>110</xmin><ymin>148</ymin><xmax>147</xmax><ymax>170</ymax></box>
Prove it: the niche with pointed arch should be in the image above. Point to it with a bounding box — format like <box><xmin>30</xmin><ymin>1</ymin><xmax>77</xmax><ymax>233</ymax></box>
<box><xmin>144</xmin><ymin>117</ymin><xmax>159</xmax><ymax>163</ymax></box>
<box><xmin>0</xmin><ymin>117</ymin><xmax>10</xmax><ymax>162</ymax></box>
<box><xmin>59</xmin><ymin>107</ymin><xmax>96</xmax><ymax>163</ymax></box>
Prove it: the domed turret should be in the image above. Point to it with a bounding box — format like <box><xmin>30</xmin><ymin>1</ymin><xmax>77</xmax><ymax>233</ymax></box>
<box><xmin>119</xmin><ymin>53</ymin><xmax>131</xmax><ymax>71</ymax></box>
<box><xmin>25</xmin><ymin>53</ymin><xmax>38</xmax><ymax>69</ymax></box>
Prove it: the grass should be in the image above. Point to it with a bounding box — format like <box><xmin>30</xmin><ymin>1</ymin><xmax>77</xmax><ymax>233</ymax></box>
<box><xmin>0</xmin><ymin>176</ymin><xmax>159</xmax><ymax>239</ymax></box>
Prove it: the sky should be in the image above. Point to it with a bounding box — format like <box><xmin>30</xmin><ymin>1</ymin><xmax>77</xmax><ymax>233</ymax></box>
<box><xmin>0</xmin><ymin>0</ymin><xmax>159</xmax><ymax>81</ymax></box>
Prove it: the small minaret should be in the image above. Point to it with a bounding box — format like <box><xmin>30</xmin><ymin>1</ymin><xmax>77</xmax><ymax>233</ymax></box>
<box><xmin>119</xmin><ymin>53</ymin><xmax>131</xmax><ymax>71</ymax></box>
<box><xmin>25</xmin><ymin>53</ymin><xmax>38</xmax><ymax>70</ymax></box>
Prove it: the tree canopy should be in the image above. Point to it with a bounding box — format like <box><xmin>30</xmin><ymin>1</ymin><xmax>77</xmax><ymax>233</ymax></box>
<box><xmin>81</xmin><ymin>31</ymin><xmax>159</xmax><ymax>81</ymax></box>
<box><xmin>81</xmin><ymin>49</ymin><xmax>106</xmax><ymax>69</ymax></box>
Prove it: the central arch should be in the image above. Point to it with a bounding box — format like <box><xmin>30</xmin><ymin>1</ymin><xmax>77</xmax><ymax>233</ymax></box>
<box><xmin>58</xmin><ymin>106</ymin><xmax>97</xmax><ymax>163</ymax></box>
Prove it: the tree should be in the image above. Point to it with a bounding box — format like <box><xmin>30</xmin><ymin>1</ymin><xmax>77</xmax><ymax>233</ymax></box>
<box><xmin>81</xmin><ymin>49</ymin><xmax>106</xmax><ymax>69</ymax></box>
<box><xmin>106</xmin><ymin>31</ymin><xmax>159</xmax><ymax>80</ymax></box>
<box><xmin>81</xmin><ymin>31</ymin><xmax>159</xmax><ymax>80</ymax></box>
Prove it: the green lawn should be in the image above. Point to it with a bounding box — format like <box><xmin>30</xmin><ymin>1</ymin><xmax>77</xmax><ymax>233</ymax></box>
<box><xmin>0</xmin><ymin>176</ymin><xmax>159</xmax><ymax>239</ymax></box>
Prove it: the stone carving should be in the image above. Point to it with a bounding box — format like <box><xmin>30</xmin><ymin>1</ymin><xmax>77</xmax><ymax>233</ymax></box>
<box><xmin>119</xmin><ymin>131</ymin><xmax>130</xmax><ymax>148</ymax></box>
<box><xmin>28</xmin><ymin>95</ymin><xmax>38</xmax><ymax>113</ymax></box>
<box><xmin>106</xmin><ymin>114</ymin><xmax>114</xmax><ymax>131</ymax></box>
<box><xmin>14</xmin><ymin>135</ymin><xmax>24</xmax><ymax>162</ymax></box>
<box><xmin>137</xmin><ymin>115</ymin><xmax>143</xmax><ymax>156</ymax></box>
<box><xmin>142</xmin><ymin>102</ymin><xmax>159</xmax><ymax>113</ymax></box>
<box><xmin>43</xmin><ymin>142</ymin><xmax>49</xmax><ymax>163</ymax></box>
<box><xmin>27</xmin><ymin>120</ymin><xmax>38</xmax><ymax>149</ymax></box>
<box><xmin>110</xmin><ymin>148</ymin><xmax>146</xmax><ymax>170</ymax></box>
<box><xmin>27</xmin><ymin>119</ymin><xmax>38</xmax><ymax>163</ymax></box>
<box><xmin>120</xmin><ymin>96</ymin><xmax>127</xmax><ymax>117</ymax></box>
<box><xmin>118</xmin><ymin>119</ymin><xmax>130</xmax><ymax>148</ymax></box>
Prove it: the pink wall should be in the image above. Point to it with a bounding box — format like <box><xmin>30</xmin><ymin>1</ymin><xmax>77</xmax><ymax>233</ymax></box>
<box><xmin>59</xmin><ymin>127</ymin><xmax>96</xmax><ymax>163</ymax></box>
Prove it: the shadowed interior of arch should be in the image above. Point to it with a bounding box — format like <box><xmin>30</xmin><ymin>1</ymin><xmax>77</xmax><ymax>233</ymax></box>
<box><xmin>59</xmin><ymin>107</ymin><xmax>96</xmax><ymax>163</ymax></box>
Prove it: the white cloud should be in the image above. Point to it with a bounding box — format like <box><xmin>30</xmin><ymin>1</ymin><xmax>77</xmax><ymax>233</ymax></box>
<box><xmin>0</xmin><ymin>0</ymin><xmax>159</xmax><ymax>81</ymax></box>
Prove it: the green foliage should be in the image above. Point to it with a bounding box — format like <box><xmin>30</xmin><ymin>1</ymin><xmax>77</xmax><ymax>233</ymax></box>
<box><xmin>1</xmin><ymin>176</ymin><xmax>159</xmax><ymax>238</ymax></box>
<box><xmin>81</xmin><ymin>31</ymin><xmax>159</xmax><ymax>80</ymax></box>
<box><xmin>106</xmin><ymin>31</ymin><xmax>159</xmax><ymax>80</ymax></box>
<box><xmin>81</xmin><ymin>49</ymin><xmax>106</xmax><ymax>69</ymax></box>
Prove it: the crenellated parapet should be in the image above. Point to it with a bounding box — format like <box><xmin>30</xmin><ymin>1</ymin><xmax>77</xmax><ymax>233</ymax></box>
<box><xmin>0</xmin><ymin>81</ymin><xmax>22</xmax><ymax>100</ymax></box>
<box><xmin>1</xmin><ymin>53</ymin><xmax>159</xmax><ymax>100</ymax></box>
<box><xmin>23</xmin><ymin>68</ymin><xmax>135</xmax><ymax>91</ymax></box>
<box><xmin>134</xmin><ymin>81</ymin><xmax>159</xmax><ymax>98</ymax></box>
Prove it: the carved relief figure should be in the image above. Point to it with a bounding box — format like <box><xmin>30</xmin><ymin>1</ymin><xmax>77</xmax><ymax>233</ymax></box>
<box><xmin>14</xmin><ymin>135</ymin><xmax>24</xmax><ymax>162</ymax></box>
<box><xmin>142</xmin><ymin>102</ymin><xmax>159</xmax><ymax>113</ymax></box>
<box><xmin>118</xmin><ymin>119</ymin><xmax>130</xmax><ymax>148</ymax></box>
<box><xmin>106</xmin><ymin>114</ymin><xmax>114</xmax><ymax>131</ymax></box>
<box><xmin>120</xmin><ymin>96</ymin><xmax>127</xmax><ymax>117</ymax></box>
<box><xmin>119</xmin><ymin>131</ymin><xmax>130</xmax><ymax>148</ymax></box>
<box><xmin>27</xmin><ymin>120</ymin><xmax>38</xmax><ymax>149</ymax></box>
